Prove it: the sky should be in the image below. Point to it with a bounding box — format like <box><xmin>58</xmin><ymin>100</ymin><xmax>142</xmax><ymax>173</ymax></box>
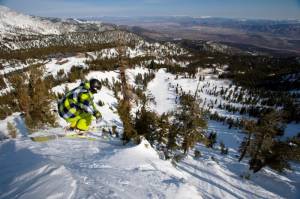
<box><xmin>0</xmin><ymin>0</ymin><xmax>300</xmax><ymax>20</ymax></box>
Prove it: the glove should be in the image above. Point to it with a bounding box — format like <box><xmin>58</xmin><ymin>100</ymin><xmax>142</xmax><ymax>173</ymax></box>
<box><xmin>94</xmin><ymin>111</ymin><xmax>102</xmax><ymax>119</ymax></box>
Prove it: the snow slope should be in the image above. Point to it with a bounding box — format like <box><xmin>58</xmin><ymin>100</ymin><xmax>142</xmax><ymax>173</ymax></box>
<box><xmin>0</xmin><ymin>137</ymin><xmax>202</xmax><ymax>199</ymax></box>
<box><xmin>145</xmin><ymin>68</ymin><xmax>300</xmax><ymax>199</ymax></box>
<box><xmin>1</xmin><ymin>67</ymin><xmax>300</xmax><ymax>199</ymax></box>
<box><xmin>1</xmin><ymin>125</ymin><xmax>298</xmax><ymax>199</ymax></box>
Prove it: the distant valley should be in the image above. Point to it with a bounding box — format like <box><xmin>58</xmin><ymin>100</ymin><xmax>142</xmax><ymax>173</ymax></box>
<box><xmin>92</xmin><ymin>16</ymin><xmax>300</xmax><ymax>56</ymax></box>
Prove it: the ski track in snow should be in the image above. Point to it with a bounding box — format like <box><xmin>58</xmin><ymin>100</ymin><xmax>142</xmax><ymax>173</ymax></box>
<box><xmin>0</xmin><ymin>67</ymin><xmax>300</xmax><ymax>199</ymax></box>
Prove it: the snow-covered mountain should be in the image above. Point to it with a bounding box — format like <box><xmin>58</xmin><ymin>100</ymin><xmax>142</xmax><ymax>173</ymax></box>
<box><xmin>0</xmin><ymin>6</ymin><xmax>74</xmax><ymax>36</ymax></box>
<box><xmin>0</xmin><ymin>6</ymin><xmax>117</xmax><ymax>36</ymax></box>
<box><xmin>0</xmin><ymin>6</ymin><xmax>118</xmax><ymax>50</ymax></box>
<box><xmin>0</xmin><ymin>6</ymin><xmax>300</xmax><ymax>199</ymax></box>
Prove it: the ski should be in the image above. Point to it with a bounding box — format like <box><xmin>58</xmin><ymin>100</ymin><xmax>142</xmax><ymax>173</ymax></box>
<box><xmin>29</xmin><ymin>124</ymin><xmax>116</xmax><ymax>142</ymax></box>
<box><xmin>64</xmin><ymin>134</ymin><xmax>97</xmax><ymax>141</ymax></box>
<box><xmin>30</xmin><ymin>134</ymin><xmax>65</xmax><ymax>142</ymax></box>
<box><xmin>30</xmin><ymin>133</ymin><xmax>97</xmax><ymax>142</ymax></box>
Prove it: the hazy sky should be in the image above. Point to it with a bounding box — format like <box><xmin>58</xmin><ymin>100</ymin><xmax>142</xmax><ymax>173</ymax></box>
<box><xmin>1</xmin><ymin>0</ymin><xmax>300</xmax><ymax>20</ymax></box>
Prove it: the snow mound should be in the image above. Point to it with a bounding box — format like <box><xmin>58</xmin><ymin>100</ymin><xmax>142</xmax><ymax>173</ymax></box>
<box><xmin>110</xmin><ymin>138</ymin><xmax>161</xmax><ymax>167</ymax></box>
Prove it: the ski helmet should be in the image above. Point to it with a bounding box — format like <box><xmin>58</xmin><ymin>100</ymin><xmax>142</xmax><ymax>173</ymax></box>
<box><xmin>89</xmin><ymin>79</ymin><xmax>102</xmax><ymax>93</ymax></box>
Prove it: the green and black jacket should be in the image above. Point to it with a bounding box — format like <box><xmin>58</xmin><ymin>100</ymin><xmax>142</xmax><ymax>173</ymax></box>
<box><xmin>58</xmin><ymin>81</ymin><xmax>99</xmax><ymax>119</ymax></box>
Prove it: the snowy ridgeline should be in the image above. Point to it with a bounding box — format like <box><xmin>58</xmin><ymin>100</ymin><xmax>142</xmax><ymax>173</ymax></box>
<box><xmin>0</xmin><ymin>6</ymin><xmax>115</xmax><ymax>42</ymax></box>
<box><xmin>0</xmin><ymin>64</ymin><xmax>300</xmax><ymax>199</ymax></box>
<box><xmin>0</xmin><ymin>5</ymin><xmax>194</xmax><ymax>52</ymax></box>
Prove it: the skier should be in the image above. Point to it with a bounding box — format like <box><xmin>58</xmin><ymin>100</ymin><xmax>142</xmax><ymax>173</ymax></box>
<box><xmin>58</xmin><ymin>79</ymin><xmax>102</xmax><ymax>132</ymax></box>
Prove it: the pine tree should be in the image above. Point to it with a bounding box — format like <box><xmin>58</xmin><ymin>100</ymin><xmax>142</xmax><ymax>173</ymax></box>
<box><xmin>239</xmin><ymin>111</ymin><xmax>290</xmax><ymax>173</ymax></box>
<box><xmin>286</xmin><ymin>135</ymin><xmax>300</xmax><ymax>162</ymax></box>
<box><xmin>26</xmin><ymin>66</ymin><xmax>57</xmax><ymax>130</ymax></box>
<box><xmin>238</xmin><ymin>120</ymin><xmax>256</xmax><ymax>162</ymax></box>
<box><xmin>171</xmin><ymin>93</ymin><xmax>207</xmax><ymax>155</ymax></box>
<box><xmin>115</xmin><ymin>38</ymin><xmax>138</xmax><ymax>144</ymax></box>
<box><xmin>194</xmin><ymin>150</ymin><xmax>202</xmax><ymax>159</ymax></box>
<box><xmin>134</xmin><ymin>105</ymin><xmax>158</xmax><ymax>144</ymax></box>
<box><xmin>9</xmin><ymin>66</ymin><xmax>56</xmax><ymax>131</ymax></box>
<box><xmin>157</xmin><ymin>113</ymin><xmax>170</xmax><ymax>146</ymax></box>
<box><xmin>8</xmin><ymin>73</ymin><xmax>30</xmax><ymax>114</ymax></box>
<box><xmin>118</xmin><ymin>99</ymin><xmax>137</xmax><ymax>143</ymax></box>
<box><xmin>220</xmin><ymin>141</ymin><xmax>228</xmax><ymax>155</ymax></box>
<box><xmin>206</xmin><ymin>131</ymin><xmax>217</xmax><ymax>148</ymax></box>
